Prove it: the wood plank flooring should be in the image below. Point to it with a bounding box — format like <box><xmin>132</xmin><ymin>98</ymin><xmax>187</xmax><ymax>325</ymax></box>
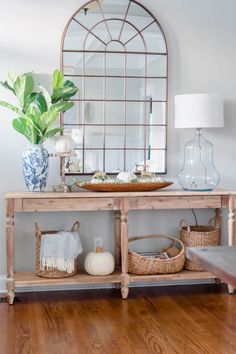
<box><xmin>0</xmin><ymin>284</ymin><xmax>236</xmax><ymax>354</ymax></box>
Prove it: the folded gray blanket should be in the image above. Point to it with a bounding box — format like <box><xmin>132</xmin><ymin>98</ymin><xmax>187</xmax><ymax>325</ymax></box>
<box><xmin>40</xmin><ymin>230</ymin><xmax>83</xmax><ymax>273</ymax></box>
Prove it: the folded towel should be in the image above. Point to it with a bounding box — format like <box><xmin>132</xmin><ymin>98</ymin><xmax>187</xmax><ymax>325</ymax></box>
<box><xmin>40</xmin><ymin>230</ymin><xmax>83</xmax><ymax>273</ymax></box>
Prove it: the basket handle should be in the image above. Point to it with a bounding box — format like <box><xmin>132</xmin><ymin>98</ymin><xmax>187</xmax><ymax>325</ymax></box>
<box><xmin>128</xmin><ymin>234</ymin><xmax>185</xmax><ymax>256</ymax></box>
<box><xmin>71</xmin><ymin>221</ymin><xmax>80</xmax><ymax>232</ymax></box>
<box><xmin>35</xmin><ymin>222</ymin><xmax>41</xmax><ymax>236</ymax></box>
<box><xmin>128</xmin><ymin>234</ymin><xmax>175</xmax><ymax>250</ymax></box>
<box><xmin>179</xmin><ymin>219</ymin><xmax>190</xmax><ymax>234</ymax></box>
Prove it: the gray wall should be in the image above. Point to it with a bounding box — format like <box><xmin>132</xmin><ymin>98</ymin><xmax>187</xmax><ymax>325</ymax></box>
<box><xmin>0</xmin><ymin>0</ymin><xmax>235</xmax><ymax>275</ymax></box>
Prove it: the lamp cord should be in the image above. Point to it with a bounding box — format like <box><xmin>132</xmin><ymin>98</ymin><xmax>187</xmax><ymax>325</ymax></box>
<box><xmin>191</xmin><ymin>209</ymin><xmax>198</xmax><ymax>225</ymax></box>
<box><xmin>196</xmin><ymin>128</ymin><xmax>208</xmax><ymax>185</ymax></box>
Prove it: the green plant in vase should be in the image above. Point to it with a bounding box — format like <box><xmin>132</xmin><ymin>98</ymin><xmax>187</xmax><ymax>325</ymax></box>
<box><xmin>0</xmin><ymin>69</ymin><xmax>78</xmax><ymax>191</ymax></box>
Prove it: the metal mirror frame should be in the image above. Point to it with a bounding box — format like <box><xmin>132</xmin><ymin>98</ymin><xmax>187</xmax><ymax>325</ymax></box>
<box><xmin>60</xmin><ymin>0</ymin><xmax>168</xmax><ymax>175</ymax></box>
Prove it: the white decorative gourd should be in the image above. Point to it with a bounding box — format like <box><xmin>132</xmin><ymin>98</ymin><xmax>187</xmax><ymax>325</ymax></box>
<box><xmin>117</xmin><ymin>171</ymin><xmax>137</xmax><ymax>183</ymax></box>
<box><xmin>84</xmin><ymin>247</ymin><xmax>115</xmax><ymax>275</ymax></box>
<box><xmin>54</xmin><ymin>135</ymin><xmax>74</xmax><ymax>154</ymax></box>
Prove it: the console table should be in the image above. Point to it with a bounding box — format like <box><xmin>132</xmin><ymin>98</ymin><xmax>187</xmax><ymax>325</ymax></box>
<box><xmin>5</xmin><ymin>189</ymin><xmax>236</xmax><ymax>304</ymax></box>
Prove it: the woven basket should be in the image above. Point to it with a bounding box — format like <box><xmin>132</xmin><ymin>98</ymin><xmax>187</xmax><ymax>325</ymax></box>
<box><xmin>179</xmin><ymin>218</ymin><xmax>220</xmax><ymax>271</ymax></box>
<box><xmin>128</xmin><ymin>234</ymin><xmax>185</xmax><ymax>275</ymax></box>
<box><xmin>35</xmin><ymin>221</ymin><xmax>80</xmax><ymax>278</ymax></box>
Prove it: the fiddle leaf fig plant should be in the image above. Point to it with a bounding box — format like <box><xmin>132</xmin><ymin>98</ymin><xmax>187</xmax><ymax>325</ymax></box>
<box><xmin>0</xmin><ymin>69</ymin><xmax>78</xmax><ymax>144</ymax></box>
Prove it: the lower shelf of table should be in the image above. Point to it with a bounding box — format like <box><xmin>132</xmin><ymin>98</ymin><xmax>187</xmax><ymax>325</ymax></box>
<box><xmin>14</xmin><ymin>270</ymin><xmax>217</xmax><ymax>288</ymax></box>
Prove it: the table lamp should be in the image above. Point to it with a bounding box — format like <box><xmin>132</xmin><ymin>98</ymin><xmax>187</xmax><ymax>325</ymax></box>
<box><xmin>175</xmin><ymin>93</ymin><xmax>224</xmax><ymax>191</ymax></box>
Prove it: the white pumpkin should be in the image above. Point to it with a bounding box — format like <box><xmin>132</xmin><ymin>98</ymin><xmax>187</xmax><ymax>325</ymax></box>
<box><xmin>117</xmin><ymin>171</ymin><xmax>137</xmax><ymax>183</ymax></box>
<box><xmin>84</xmin><ymin>247</ymin><xmax>115</xmax><ymax>275</ymax></box>
<box><xmin>54</xmin><ymin>135</ymin><xmax>74</xmax><ymax>154</ymax></box>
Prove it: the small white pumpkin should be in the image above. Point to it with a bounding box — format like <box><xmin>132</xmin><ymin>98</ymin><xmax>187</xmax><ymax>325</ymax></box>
<box><xmin>117</xmin><ymin>171</ymin><xmax>137</xmax><ymax>183</ymax></box>
<box><xmin>84</xmin><ymin>247</ymin><xmax>115</xmax><ymax>276</ymax></box>
<box><xmin>54</xmin><ymin>135</ymin><xmax>74</xmax><ymax>154</ymax></box>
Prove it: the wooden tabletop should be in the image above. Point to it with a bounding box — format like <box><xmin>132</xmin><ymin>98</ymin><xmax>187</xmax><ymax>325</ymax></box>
<box><xmin>4</xmin><ymin>188</ymin><xmax>233</xmax><ymax>199</ymax></box>
<box><xmin>187</xmin><ymin>246</ymin><xmax>236</xmax><ymax>288</ymax></box>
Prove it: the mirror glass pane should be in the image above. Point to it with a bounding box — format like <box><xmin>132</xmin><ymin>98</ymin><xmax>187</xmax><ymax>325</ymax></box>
<box><xmin>126</xmin><ymin>126</ymin><xmax>144</xmax><ymax>148</ymax></box>
<box><xmin>126</xmin><ymin>102</ymin><xmax>143</xmax><ymax>124</ymax></box>
<box><xmin>84</xmin><ymin>150</ymin><xmax>103</xmax><ymax>173</ymax></box>
<box><xmin>105</xmin><ymin>126</ymin><xmax>125</xmax><ymax>148</ymax></box>
<box><xmin>145</xmin><ymin>126</ymin><xmax>166</xmax><ymax>149</ymax></box>
<box><xmin>147</xmin><ymin>55</ymin><xmax>167</xmax><ymax>77</ymax></box>
<box><xmin>106</xmin><ymin>51</ymin><xmax>125</xmax><ymax>76</ymax></box>
<box><xmin>63</xmin><ymin>103</ymin><xmax>81</xmax><ymax>125</ymax></box>
<box><xmin>106</xmin><ymin>102</ymin><xmax>125</xmax><ymax>124</ymax></box>
<box><xmin>142</xmin><ymin>22</ymin><xmax>167</xmax><ymax>53</ymax></box>
<box><xmin>84</xmin><ymin>126</ymin><xmax>104</xmax><ymax>148</ymax></box>
<box><xmin>105</xmin><ymin>150</ymin><xmax>124</xmax><ymax>173</ymax></box>
<box><xmin>126</xmin><ymin>150</ymin><xmax>145</xmax><ymax>171</ymax></box>
<box><xmin>85</xmin><ymin>77</ymin><xmax>103</xmax><ymax>99</ymax></box>
<box><xmin>85</xmin><ymin>53</ymin><xmax>104</xmax><ymax>75</ymax></box>
<box><xmin>126</xmin><ymin>2</ymin><xmax>154</xmax><ymax>30</ymax></box>
<box><xmin>106</xmin><ymin>78</ymin><xmax>125</xmax><ymax>100</ymax></box>
<box><xmin>126</xmin><ymin>54</ymin><xmax>145</xmax><ymax>77</ymax></box>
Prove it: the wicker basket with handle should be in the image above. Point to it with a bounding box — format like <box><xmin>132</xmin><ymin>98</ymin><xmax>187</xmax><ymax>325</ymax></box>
<box><xmin>179</xmin><ymin>217</ymin><xmax>220</xmax><ymax>271</ymax></box>
<box><xmin>128</xmin><ymin>234</ymin><xmax>185</xmax><ymax>275</ymax></box>
<box><xmin>35</xmin><ymin>221</ymin><xmax>80</xmax><ymax>278</ymax></box>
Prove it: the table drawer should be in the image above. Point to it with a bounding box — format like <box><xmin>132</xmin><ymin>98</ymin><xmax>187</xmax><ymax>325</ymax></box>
<box><xmin>137</xmin><ymin>196</ymin><xmax>222</xmax><ymax>209</ymax></box>
<box><xmin>22</xmin><ymin>198</ymin><xmax>115</xmax><ymax>212</ymax></box>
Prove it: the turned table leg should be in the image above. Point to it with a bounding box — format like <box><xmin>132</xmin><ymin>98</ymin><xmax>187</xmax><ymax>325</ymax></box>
<box><xmin>114</xmin><ymin>211</ymin><xmax>121</xmax><ymax>268</ymax></box>
<box><xmin>6</xmin><ymin>199</ymin><xmax>15</xmax><ymax>304</ymax></box>
<box><xmin>114</xmin><ymin>211</ymin><xmax>121</xmax><ymax>289</ymax></box>
<box><xmin>228</xmin><ymin>196</ymin><xmax>236</xmax><ymax>294</ymax></box>
<box><xmin>215</xmin><ymin>208</ymin><xmax>222</xmax><ymax>285</ymax></box>
<box><xmin>120</xmin><ymin>208</ymin><xmax>129</xmax><ymax>299</ymax></box>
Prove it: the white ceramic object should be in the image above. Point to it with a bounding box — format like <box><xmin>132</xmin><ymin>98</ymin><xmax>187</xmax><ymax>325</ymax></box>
<box><xmin>84</xmin><ymin>247</ymin><xmax>115</xmax><ymax>276</ymax></box>
<box><xmin>54</xmin><ymin>135</ymin><xmax>74</xmax><ymax>154</ymax></box>
<box><xmin>117</xmin><ymin>171</ymin><xmax>137</xmax><ymax>183</ymax></box>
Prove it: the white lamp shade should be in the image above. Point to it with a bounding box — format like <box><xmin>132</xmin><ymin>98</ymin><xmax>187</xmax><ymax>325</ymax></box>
<box><xmin>175</xmin><ymin>93</ymin><xmax>224</xmax><ymax>128</ymax></box>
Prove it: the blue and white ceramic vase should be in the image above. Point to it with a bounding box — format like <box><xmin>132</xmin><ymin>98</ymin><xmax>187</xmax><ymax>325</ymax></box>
<box><xmin>22</xmin><ymin>144</ymin><xmax>49</xmax><ymax>192</ymax></box>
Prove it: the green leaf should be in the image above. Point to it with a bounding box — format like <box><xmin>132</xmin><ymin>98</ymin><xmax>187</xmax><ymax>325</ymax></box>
<box><xmin>44</xmin><ymin>127</ymin><xmax>62</xmax><ymax>138</ymax></box>
<box><xmin>5</xmin><ymin>70</ymin><xmax>17</xmax><ymax>89</ymax></box>
<box><xmin>14</xmin><ymin>73</ymin><xmax>34</xmax><ymax>108</ymax></box>
<box><xmin>12</xmin><ymin>117</ymin><xmax>27</xmax><ymax>134</ymax></box>
<box><xmin>39</xmin><ymin>110</ymin><xmax>59</xmax><ymax>131</ymax></box>
<box><xmin>36</xmin><ymin>92</ymin><xmax>47</xmax><ymax>113</ymax></box>
<box><xmin>0</xmin><ymin>80</ymin><xmax>14</xmax><ymax>92</ymax></box>
<box><xmin>0</xmin><ymin>100</ymin><xmax>23</xmax><ymax>115</ymax></box>
<box><xmin>52</xmin><ymin>69</ymin><xmax>64</xmax><ymax>89</ymax></box>
<box><xmin>51</xmin><ymin>86</ymin><xmax>78</xmax><ymax>103</ymax></box>
<box><xmin>26</xmin><ymin>105</ymin><xmax>40</xmax><ymax>121</ymax></box>
<box><xmin>26</xmin><ymin>114</ymin><xmax>44</xmax><ymax>141</ymax></box>
<box><xmin>38</xmin><ymin>84</ymin><xmax>51</xmax><ymax>108</ymax></box>
<box><xmin>64</xmin><ymin>80</ymin><xmax>76</xmax><ymax>88</ymax></box>
<box><xmin>23</xmin><ymin>92</ymin><xmax>37</xmax><ymax>113</ymax></box>
<box><xmin>12</xmin><ymin>117</ymin><xmax>34</xmax><ymax>143</ymax></box>
<box><xmin>50</xmin><ymin>101</ymin><xmax>74</xmax><ymax>113</ymax></box>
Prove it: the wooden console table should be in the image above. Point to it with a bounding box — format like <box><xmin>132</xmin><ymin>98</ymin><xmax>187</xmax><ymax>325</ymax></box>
<box><xmin>5</xmin><ymin>189</ymin><xmax>236</xmax><ymax>304</ymax></box>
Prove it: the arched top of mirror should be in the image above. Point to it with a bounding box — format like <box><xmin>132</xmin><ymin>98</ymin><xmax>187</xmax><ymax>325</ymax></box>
<box><xmin>61</xmin><ymin>0</ymin><xmax>168</xmax><ymax>175</ymax></box>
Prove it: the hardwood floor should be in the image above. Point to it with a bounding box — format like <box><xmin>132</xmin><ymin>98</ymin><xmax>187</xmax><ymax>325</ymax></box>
<box><xmin>0</xmin><ymin>284</ymin><xmax>236</xmax><ymax>354</ymax></box>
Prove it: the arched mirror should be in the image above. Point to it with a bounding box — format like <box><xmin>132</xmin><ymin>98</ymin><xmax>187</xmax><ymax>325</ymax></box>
<box><xmin>61</xmin><ymin>0</ymin><xmax>168</xmax><ymax>175</ymax></box>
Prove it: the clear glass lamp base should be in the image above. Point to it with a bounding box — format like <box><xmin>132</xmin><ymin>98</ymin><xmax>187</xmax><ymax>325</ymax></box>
<box><xmin>178</xmin><ymin>129</ymin><xmax>220</xmax><ymax>191</ymax></box>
